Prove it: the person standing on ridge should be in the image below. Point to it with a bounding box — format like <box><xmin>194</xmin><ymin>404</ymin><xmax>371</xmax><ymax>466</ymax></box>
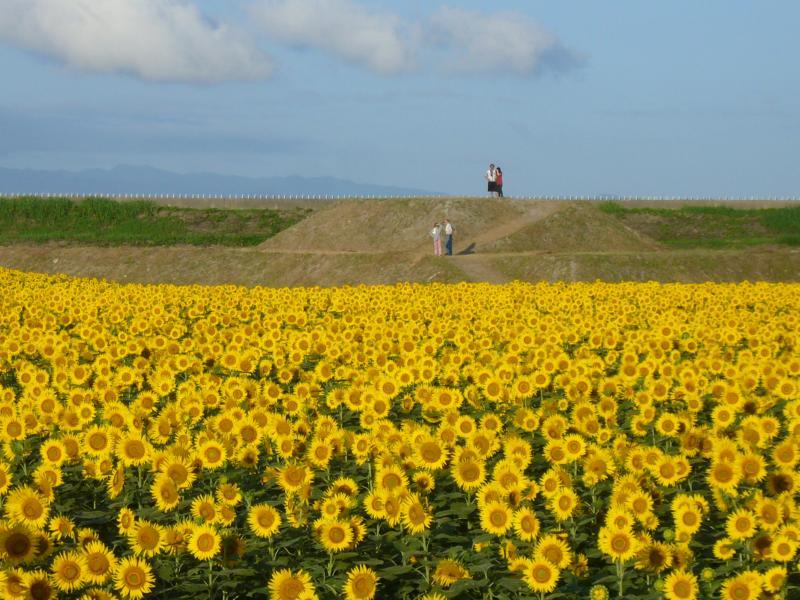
<box><xmin>485</xmin><ymin>164</ymin><xmax>496</xmax><ymax>197</ymax></box>
<box><xmin>495</xmin><ymin>167</ymin><xmax>504</xmax><ymax>198</ymax></box>
<box><xmin>444</xmin><ymin>219</ymin><xmax>454</xmax><ymax>255</ymax></box>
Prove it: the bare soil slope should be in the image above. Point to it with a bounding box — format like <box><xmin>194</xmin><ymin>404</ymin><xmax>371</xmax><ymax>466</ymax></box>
<box><xmin>482</xmin><ymin>203</ymin><xmax>661</xmax><ymax>253</ymax></box>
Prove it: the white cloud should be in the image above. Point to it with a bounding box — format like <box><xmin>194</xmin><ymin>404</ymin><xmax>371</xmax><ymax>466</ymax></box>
<box><xmin>250</xmin><ymin>0</ymin><xmax>419</xmax><ymax>74</ymax></box>
<box><xmin>429</xmin><ymin>7</ymin><xmax>562</xmax><ymax>75</ymax></box>
<box><xmin>0</xmin><ymin>0</ymin><xmax>273</xmax><ymax>83</ymax></box>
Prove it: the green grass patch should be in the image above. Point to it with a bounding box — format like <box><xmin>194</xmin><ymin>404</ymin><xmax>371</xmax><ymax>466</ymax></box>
<box><xmin>599</xmin><ymin>202</ymin><xmax>800</xmax><ymax>247</ymax></box>
<box><xmin>0</xmin><ymin>197</ymin><xmax>311</xmax><ymax>246</ymax></box>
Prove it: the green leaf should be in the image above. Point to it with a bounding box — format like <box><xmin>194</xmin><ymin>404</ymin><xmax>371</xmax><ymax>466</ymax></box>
<box><xmin>379</xmin><ymin>565</ymin><xmax>414</xmax><ymax>580</ymax></box>
<box><xmin>497</xmin><ymin>577</ymin><xmax>527</xmax><ymax>592</ymax></box>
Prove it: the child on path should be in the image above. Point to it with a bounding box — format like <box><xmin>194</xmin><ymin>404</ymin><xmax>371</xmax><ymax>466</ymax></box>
<box><xmin>431</xmin><ymin>222</ymin><xmax>443</xmax><ymax>256</ymax></box>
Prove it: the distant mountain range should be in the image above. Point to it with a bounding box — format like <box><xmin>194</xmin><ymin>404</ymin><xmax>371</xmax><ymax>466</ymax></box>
<box><xmin>0</xmin><ymin>165</ymin><xmax>440</xmax><ymax>197</ymax></box>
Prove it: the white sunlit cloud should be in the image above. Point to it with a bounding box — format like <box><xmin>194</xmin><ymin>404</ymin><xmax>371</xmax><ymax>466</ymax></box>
<box><xmin>0</xmin><ymin>0</ymin><xmax>273</xmax><ymax>83</ymax></box>
<box><xmin>249</xmin><ymin>0</ymin><xmax>420</xmax><ymax>74</ymax></box>
<box><xmin>249</xmin><ymin>0</ymin><xmax>577</xmax><ymax>77</ymax></box>
<box><xmin>428</xmin><ymin>7</ymin><xmax>566</xmax><ymax>75</ymax></box>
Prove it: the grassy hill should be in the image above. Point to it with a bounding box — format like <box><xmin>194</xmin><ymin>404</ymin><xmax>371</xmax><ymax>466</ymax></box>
<box><xmin>1</xmin><ymin>196</ymin><xmax>799</xmax><ymax>285</ymax></box>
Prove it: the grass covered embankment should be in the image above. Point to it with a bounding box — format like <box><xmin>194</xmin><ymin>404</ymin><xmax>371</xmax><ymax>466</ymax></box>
<box><xmin>599</xmin><ymin>202</ymin><xmax>800</xmax><ymax>248</ymax></box>
<box><xmin>0</xmin><ymin>197</ymin><xmax>311</xmax><ymax>246</ymax></box>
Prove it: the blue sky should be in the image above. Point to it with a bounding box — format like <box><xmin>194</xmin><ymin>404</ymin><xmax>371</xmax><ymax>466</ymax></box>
<box><xmin>1</xmin><ymin>0</ymin><xmax>798</xmax><ymax>196</ymax></box>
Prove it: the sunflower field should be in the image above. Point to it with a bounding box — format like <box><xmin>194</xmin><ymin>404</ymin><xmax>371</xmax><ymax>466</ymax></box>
<box><xmin>0</xmin><ymin>267</ymin><xmax>799</xmax><ymax>600</ymax></box>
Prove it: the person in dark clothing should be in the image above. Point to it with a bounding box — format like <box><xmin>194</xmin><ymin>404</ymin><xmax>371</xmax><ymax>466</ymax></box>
<box><xmin>495</xmin><ymin>167</ymin><xmax>504</xmax><ymax>197</ymax></box>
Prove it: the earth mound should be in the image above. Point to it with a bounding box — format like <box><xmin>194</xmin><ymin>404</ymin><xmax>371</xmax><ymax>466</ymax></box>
<box><xmin>257</xmin><ymin>197</ymin><xmax>567</xmax><ymax>254</ymax></box>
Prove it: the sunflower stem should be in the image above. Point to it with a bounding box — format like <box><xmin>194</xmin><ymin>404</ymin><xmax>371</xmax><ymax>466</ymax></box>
<box><xmin>616</xmin><ymin>560</ymin><xmax>625</xmax><ymax>598</ymax></box>
<box><xmin>421</xmin><ymin>531</ymin><xmax>430</xmax><ymax>585</ymax></box>
<box><xmin>326</xmin><ymin>552</ymin><xmax>335</xmax><ymax>577</ymax></box>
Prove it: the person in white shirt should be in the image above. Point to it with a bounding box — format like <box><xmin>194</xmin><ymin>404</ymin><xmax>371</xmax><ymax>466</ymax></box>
<box><xmin>430</xmin><ymin>222</ymin><xmax>443</xmax><ymax>256</ymax></box>
<box><xmin>485</xmin><ymin>164</ymin><xmax>497</xmax><ymax>197</ymax></box>
<box><xmin>443</xmin><ymin>219</ymin><xmax>454</xmax><ymax>255</ymax></box>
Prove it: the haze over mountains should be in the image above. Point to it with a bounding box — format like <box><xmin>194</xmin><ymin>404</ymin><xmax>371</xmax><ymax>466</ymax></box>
<box><xmin>0</xmin><ymin>165</ymin><xmax>439</xmax><ymax>197</ymax></box>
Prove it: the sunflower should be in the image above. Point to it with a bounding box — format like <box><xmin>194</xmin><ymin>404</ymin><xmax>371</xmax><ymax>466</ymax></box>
<box><xmin>766</xmin><ymin>470</ymin><xmax>797</xmax><ymax>496</ymax></box>
<box><xmin>318</xmin><ymin>519</ymin><xmax>353</xmax><ymax>553</ymax></box>
<box><xmin>550</xmin><ymin>487</ymin><xmax>579</xmax><ymax>521</ymax></box>
<box><xmin>151</xmin><ymin>473</ymin><xmax>181</xmax><ymax>512</ymax></box>
<box><xmin>128</xmin><ymin>520</ymin><xmax>164</xmax><ymax>557</ymax></box>
<box><xmin>414</xmin><ymin>436</ymin><xmax>448</xmax><ymax>471</ymax></box>
<box><xmin>535</xmin><ymin>534</ymin><xmax>572</xmax><ymax>568</ymax></box>
<box><xmin>432</xmin><ymin>559</ymin><xmax>470</xmax><ymax>588</ymax></box>
<box><xmin>754</xmin><ymin>496</ymin><xmax>782</xmax><ymax>531</ymax></box>
<box><xmin>113</xmin><ymin>556</ymin><xmax>155</xmax><ymax>600</ymax></box>
<box><xmin>770</xmin><ymin>535</ymin><xmax>797</xmax><ymax>562</ymax></box>
<box><xmin>248</xmin><ymin>504</ymin><xmax>282</xmax><ymax>538</ymax></box>
<box><xmin>83</xmin><ymin>541</ymin><xmax>117</xmax><ymax>585</ymax></box>
<box><xmin>772</xmin><ymin>439</ymin><xmax>798</xmax><ymax>468</ymax></box>
<box><xmin>268</xmin><ymin>568</ymin><xmax>314</xmax><ymax>600</ymax></box>
<box><xmin>413</xmin><ymin>471</ymin><xmax>435</xmax><ymax>493</ymax></box>
<box><xmin>190</xmin><ymin>494</ymin><xmax>218</xmax><ymax>523</ymax></box>
<box><xmin>48</xmin><ymin>514</ymin><xmax>75</xmax><ymax>541</ymax></box>
<box><xmin>480</xmin><ymin>502</ymin><xmax>512</xmax><ymax>536</ymax></box>
<box><xmin>653</xmin><ymin>456</ymin><xmax>682</xmax><ymax>486</ymax></box>
<box><xmin>725</xmin><ymin>509</ymin><xmax>756</xmax><ymax>540</ymax></box>
<box><xmin>452</xmin><ymin>459</ymin><xmax>486</xmax><ymax>491</ymax></box>
<box><xmin>543</xmin><ymin>440</ymin><xmax>569</xmax><ymax>465</ymax></box>
<box><xmin>6</xmin><ymin>486</ymin><xmax>50</xmax><ymax>528</ymax></box>
<box><xmin>196</xmin><ymin>439</ymin><xmax>227</xmax><ymax>470</ymax></box>
<box><xmin>523</xmin><ymin>559</ymin><xmax>560</xmax><ymax>594</ymax></box>
<box><xmin>161</xmin><ymin>457</ymin><xmax>196</xmax><ymax>489</ymax></box>
<box><xmin>738</xmin><ymin>453</ymin><xmax>765</xmax><ymax>483</ymax></box>
<box><xmin>598</xmin><ymin>526</ymin><xmax>639</xmax><ymax>562</ymax></box>
<box><xmin>636</xmin><ymin>541</ymin><xmax>672</xmax><ymax>573</ymax></box>
<box><xmin>188</xmin><ymin>524</ymin><xmax>221</xmax><ymax>561</ymax></box>
<box><xmin>513</xmin><ymin>506</ymin><xmax>540</xmax><ymax>542</ymax></box>
<box><xmin>20</xmin><ymin>569</ymin><xmax>55</xmax><ymax>600</ymax></box>
<box><xmin>706</xmin><ymin>461</ymin><xmax>741</xmax><ymax>492</ymax></box>
<box><xmin>328</xmin><ymin>477</ymin><xmax>358</xmax><ymax>497</ymax></box>
<box><xmin>762</xmin><ymin>566</ymin><xmax>787</xmax><ymax>593</ymax></box>
<box><xmin>712</xmin><ymin>538</ymin><xmax>735</xmax><ymax>560</ymax></box>
<box><xmin>362</xmin><ymin>491</ymin><xmax>386</xmax><ymax>520</ymax></box>
<box><xmin>0</xmin><ymin>523</ymin><xmax>36</xmax><ymax>563</ymax></box>
<box><xmin>107</xmin><ymin>464</ymin><xmax>126</xmax><ymax>499</ymax></box>
<box><xmin>343</xmin><ymin>564</ymin><xmax>379</xmax><ymax>600</ymax></box>
<box><xmin>663</xmin><ymin>569</ymin><xmax>698</xmax><ymax>600</ymax></box>
<box><xmin>307</xmin><ymin>438</ymin><xmax>333</xmax><ymax>469</ymax></box>
<box><xmin>116</xmin><ymin>433</ymin><xmax>150</xmax><ymax>467</ymax></box>
<box><xmin>278</xmin><ymin>463</ymin><xmax>312</xmax><ymax>493</ymax></box>
<box><xmin>0</xmin><ymin>461</ymin><xmax>11</xmax><ymax>495</ymax></box>
<box><xmin>401</xmin><ymin>494</ymin><xmax>431</xmax><ymax>534</ymax></box>
<box><xmin>117</xmin><ymin>508</ymin><xmax>136</xmax><ymax>535</ymax></box>
<box><xmin>40</xmin><ymin>439</ymin><xmax>67</xmax><ymax>466</ymax></box>
<box><xmin>627</xmin><ymin>491</ymin><xmax>654</xmax><ymax>520</ymax></box>
<box><xmin>51</xmin><ymin>551</ymin><xmax>87</xmax><ymax>592</ymax></box>
<box><xmin>493</xmin><ymin>461</ymin><xmax>526</xmax><ymax>493</ymax></box>
<box><xmin>674</xmin><ymin>506</ymin><xmax>703</xmax><ymax>536</ymax></box>
<box><xmin>719</xmin><ymin>573</ymin><xmax>761</xmax><ymax>600</ymax></box>
<box><xmin>374</xmin><ymin>463</ymin><xmax>406</xmax><ymax>491</ymax></box>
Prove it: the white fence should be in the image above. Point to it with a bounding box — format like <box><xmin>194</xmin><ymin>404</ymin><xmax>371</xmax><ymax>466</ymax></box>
<box><xmin>0</xmin><ymin>192</ymin><xmax>798</xmax><ymax>202</ymax></box>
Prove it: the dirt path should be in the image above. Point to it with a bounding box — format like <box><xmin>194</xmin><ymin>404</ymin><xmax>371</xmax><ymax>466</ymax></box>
<box><xmin>455</xmin><ymin>202</ymin><xmax>566</xmax><ymax>253</ymax></box>
<box><xmin>446</xmin><ymin>255</ymin><xmax>509</xmax><ymax>284</ymax></box>
<box><xmin>2</xmin><ymin>244</ymin><xmax>799</xmax><ymax>286</ymax></box>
